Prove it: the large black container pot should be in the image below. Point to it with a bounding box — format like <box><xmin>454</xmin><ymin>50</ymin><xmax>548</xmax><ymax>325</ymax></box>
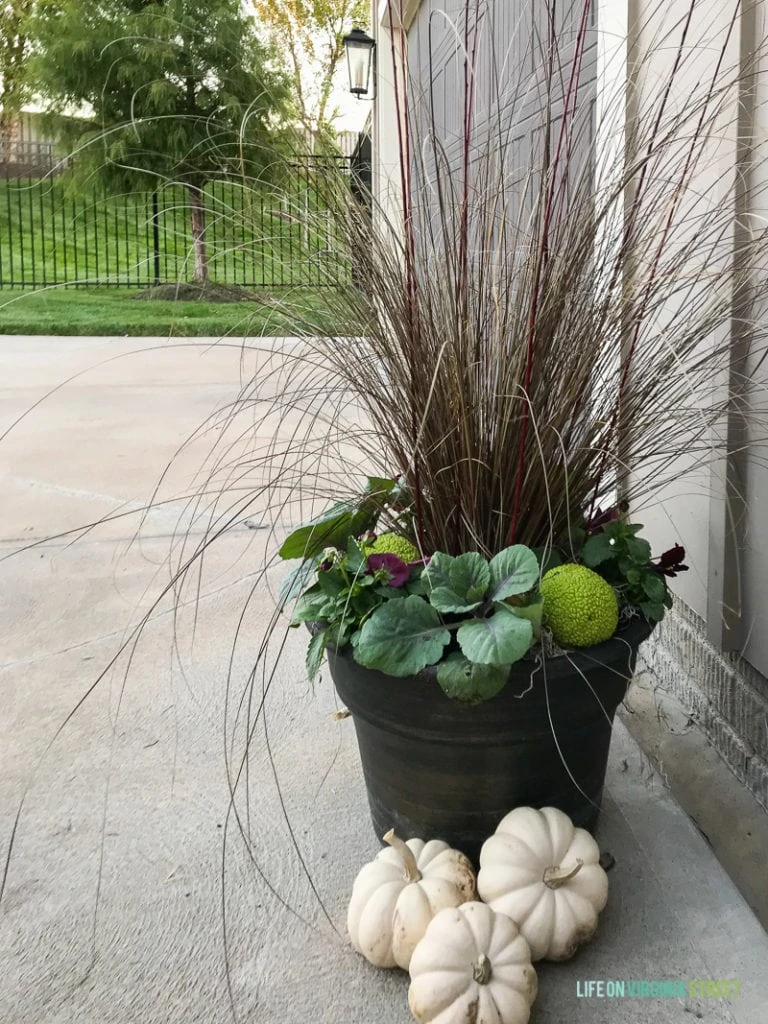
<box><xmin>329</xmin><ymin>618</ymin><xmax>653</xmax><ymax>863</ymax></box>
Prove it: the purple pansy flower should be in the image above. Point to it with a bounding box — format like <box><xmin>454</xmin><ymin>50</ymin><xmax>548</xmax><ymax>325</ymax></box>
<box><xmin>367</xmin><ymin>553</ymin><xmax>410</xmax><ymax>587</ymax></box>
<box><xmin>652</xmin><ymin>544</ymin><xmax>689</xmax><ymax>577</ymax></box>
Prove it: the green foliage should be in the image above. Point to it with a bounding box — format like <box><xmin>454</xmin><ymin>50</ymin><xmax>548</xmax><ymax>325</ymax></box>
<box><xmin>455</xmin><ymin>602</ymin><xmax>533</xmax><ymax>666</ymax></box>
<box><xmin>305</xmin><ymin>628</ymin><xmax>327</xmax><ymax>682</ymax></box>
<box><xmin>0</xmin><ymin>0</ymin><xmax>33</xmax><ymax>135</ymax></box>
<box><xmin>436</xmin><ymin>656</ymin><xmax>510</xmax><ymax>704</ymax></box>
<box><xmin>422</xmin><ymin>551</ymin><xmax>489</xmax><ymax>613</ymax></box>
<box><xmin>488</xmin><ymin>546</ymin><xmax>541</xmax><ymax>601</ymax></box>
<box><xmin>27</xmin><ymin>0</ymin><xmax>290</xmax><ymax>192</ymax></box>
<box><xmin>284</xmin><ymin>492</ymin><xmax>676</xmax><ymax>696</ymax></box>
<box><xmin>279</xmin><ymin>502</ymin><xmax>376</xmax><ymax>561</ymax></box>
<box><xmin>289</xmin><ymin>534</ymin><xmax>422</xmax><ymax>665</ymax></box>
<box><xmin>26</xmin><ymin>0</ymin><xmax>292</xmax><ymax>282</ymax></box>
<box><xmin>287</xmin><ymin>528</ymin><xmax>540</xmax><ymax>702</ymax></box>
<box><xmin>253</xmin><ymin>0</ymin><xmax>369</xmax><ymax>141</ymax></box>
<box><xmin>581</xmin><ymin>520</ymin><xmax>673</xmax><ymax>622</ymax></box>
<box><xmin>278</xmin><ymin>476</ymin><xmax>400</xmax><ymax>559</ymax></box>
<box><xmin>353</xmin><ymin>596</ymin><xmax>450</xmax><ymax>677</ymax></box>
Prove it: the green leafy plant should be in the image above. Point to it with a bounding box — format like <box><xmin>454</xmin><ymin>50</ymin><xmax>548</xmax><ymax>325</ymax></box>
<box><xmin>356</xmin><ymin>547</ymin><xmax>541</xmax><ymax>697</ymax></box>
<box><xmin>277</xmin><ymin>476</ymin><xmax>409</xmax><ymax>561</ymax></box>
<box><xmin>288</xmin><ymin>534</ymin><xmax>423</xmax><ymax>678</ymax></box>
<box><xmin>581</xmin><ymin>520</ymin><xmax>672</xmax><ymax>622</ymax></box>
<box><xmin>288</xmin><ymin>538</ymin><xmax>542</xmax><ymax>702</ymax></box>
<box><xmin>282</xmin><ymin>495</ymin><xmax>684</xmax><ymax>698</ymax></box>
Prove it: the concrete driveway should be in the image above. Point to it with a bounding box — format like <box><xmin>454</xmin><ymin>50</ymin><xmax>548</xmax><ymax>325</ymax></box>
<box><xmin>1</xmin><ymin>335</ymin><xmax>767</xmax><ymax>1024</ymax></box>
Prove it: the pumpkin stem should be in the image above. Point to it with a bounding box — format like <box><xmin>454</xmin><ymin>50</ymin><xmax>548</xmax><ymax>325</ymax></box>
<box><xmin>383</xmin><ymin>829</ymin><xmax>422</xmax><ymax>883</ymax></box>
<box><xmin>472</xmin><ymin>953</ymin><xmax>492</xmax><ymax>985</ymax></box>
<box><xmin>543</xmin><ymin>858</ymin><xmax>584</xmax><ymax>889</ymax></box>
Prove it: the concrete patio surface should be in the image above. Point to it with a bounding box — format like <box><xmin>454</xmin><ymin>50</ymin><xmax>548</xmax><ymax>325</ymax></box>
<box><xmin>1</xmin><ymin>335</ymin><xmax>767</xmax><ymax>1024</ymax></box>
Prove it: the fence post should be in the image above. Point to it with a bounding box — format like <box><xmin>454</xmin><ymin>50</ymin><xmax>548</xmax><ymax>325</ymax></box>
<box><xmin>152</xmin><ymin>191</ymin><xmax>161</xmax><ymax>286</ymax></box>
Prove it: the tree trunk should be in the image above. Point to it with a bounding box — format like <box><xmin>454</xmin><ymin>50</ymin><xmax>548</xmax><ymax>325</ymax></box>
<box><xmin>0</xmin><ymin>111</ymin><xmax>21</xmax><ymax>161</ymax></box>
<box><xmin>186</xmin><ymin>184</ymin><xmax>209</xmax><ymax>284</ymax></box>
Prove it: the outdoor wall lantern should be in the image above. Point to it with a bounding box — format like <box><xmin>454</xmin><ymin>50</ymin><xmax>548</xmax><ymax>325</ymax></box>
<box><xmin>343</xmin><ymin>27</ymin><xmax>376</xmax><ymax>99</ymax></box>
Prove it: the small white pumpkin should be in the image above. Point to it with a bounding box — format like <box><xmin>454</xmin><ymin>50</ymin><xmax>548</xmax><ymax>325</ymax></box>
<box><xmin>477</xmin><ymin>806</ymin><xmax>609</xmax><ymax>961</ymax></box>
<box><xmin>408</xmin><ymin>901</ymin><xmax>537</xmax><ymax>1024</ymax></box>
<box><xmin>348</xmin><ymin>829</ymin><xmax>476</xmax><ymax>970</ymax></box>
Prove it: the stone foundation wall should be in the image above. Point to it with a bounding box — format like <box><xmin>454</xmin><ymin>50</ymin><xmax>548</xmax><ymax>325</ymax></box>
<box><xmin>638</xmin><ymin>601</ymin><xmax>768</xmax><ymax>811</ymax></box>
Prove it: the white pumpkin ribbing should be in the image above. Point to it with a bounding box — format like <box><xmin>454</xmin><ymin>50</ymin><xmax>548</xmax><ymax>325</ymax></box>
<box><xmin>347</xmin><ymin>830</ymin><xmax>477</xmax><ymax>971</ymax></box>
<box><xmin>477</xmin><ymin>806</ymin><xmax>609</xmax><ymax>961</ymax></box>
<box><xmin>407</xmin><ymin>901</ymin><xmax>538</xmax><ymax>1024</ymax></box>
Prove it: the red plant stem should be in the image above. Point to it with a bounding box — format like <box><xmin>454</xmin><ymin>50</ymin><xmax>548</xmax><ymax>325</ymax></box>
<box><xmin>387</xmin><ymin>0</ymin><xmax>425</xmax><ymax>549</ymax></box>
<box><xmin>507</xmin><ymin>0</ymin><xmax>592</xmax><ymax>546</ymax></box>
<box><xmin>452</xmin><ymin>0</ymin><xmax>481</xmax><ymax>552</ymax></box>
<box><xmin>457</xmin><ymin>0</ymin><xmax>481</xmax><ymax>311</ymax></box>
<box><xmin>587</xmin><ymin>0</ymin><xmax>737</xmax><ymax>520</ymax></box>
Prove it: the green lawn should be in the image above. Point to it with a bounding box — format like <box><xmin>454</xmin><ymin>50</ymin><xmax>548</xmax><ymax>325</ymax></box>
<box><xmin>0</xmin><ymin>286</ymin><xmax>343</xmax><ymax>336</ymax></box>
<box><xmin>0</xmin><ymin>175</ymin><xmax>349</xmax><ymax>289</ymax></box>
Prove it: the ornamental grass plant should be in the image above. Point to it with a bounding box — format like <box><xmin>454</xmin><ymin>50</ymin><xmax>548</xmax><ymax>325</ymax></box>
<box><xmin>250</xmin><ymin>0</ymin><xmax>768</xmax><ymax>692</ymax></box>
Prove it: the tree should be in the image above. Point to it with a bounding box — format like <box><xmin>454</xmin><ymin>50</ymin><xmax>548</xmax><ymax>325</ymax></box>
<box><xmin>28</xmin><ymin>0</ymin><xmax>289</xmax><ymax>283</ymax></box>
<box><xmin>253</xmin><ymin>0</ymin><xmax>369</xmax><ymax>147</ymax></box>
<box><xmin>0</xmin><ymin>0</ymin><xmax>33</xmax><ymax>148</ymax></box>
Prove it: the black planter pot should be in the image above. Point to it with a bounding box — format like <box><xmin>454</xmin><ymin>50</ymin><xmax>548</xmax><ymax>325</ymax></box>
<box><xmin>328</xmin><ymin>617</ymin><xmax>653</xmax><ymax>864</ymax></box>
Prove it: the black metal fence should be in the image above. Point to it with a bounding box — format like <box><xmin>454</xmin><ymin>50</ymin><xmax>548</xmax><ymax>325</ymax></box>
<box><xmin>0</xmin><ymin>156</ymin><xmax>353</xmax><ymax>289</ymax></box>
<box><xmin>0</xmin><ymin>139</ymin><xmax>57</xmax><ymax>178</ymax></box>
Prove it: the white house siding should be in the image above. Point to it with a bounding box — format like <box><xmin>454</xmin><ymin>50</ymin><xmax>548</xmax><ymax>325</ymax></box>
<box><xmin>627</xmin><ymin>0</ymin><xmax>768</xmax><ymax>809</ymax></box>
<box><xmin>624</xmin><ymin>0</ymin><xmax>742</xmax><ymax>628</ymax></box>
<box><xmin>405</xmin><ymin>1</ymin><xmax>597</xmax><ymax>227</ymax></box>
<box><xmin>739</xmin><ymin>1</ymin><xmax>768</xmax><ymax>676</ymax></box>
<box><xmin>371</xmin><ymin>0</ymin><xmax>420</xmax><ymax>235</ymax></box>
<box><xmin>371</xmin><ymin>0</ymin><xmax>597</xmax><ymax>237</ymax></box>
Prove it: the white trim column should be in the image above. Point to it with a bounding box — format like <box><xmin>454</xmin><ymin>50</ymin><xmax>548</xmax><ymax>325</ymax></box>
<box><xmin>372</xmin><ymin>0</ymin><xmax>422</xmax><ymax>235</ymax></box>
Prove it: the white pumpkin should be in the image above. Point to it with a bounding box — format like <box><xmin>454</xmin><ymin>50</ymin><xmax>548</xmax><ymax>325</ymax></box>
<box><xmin>408</xmin><ymin>901</ymin><xmax>537</xmax><ymax>1024</ymax></box>
<box><xmin>348</xmin><ymin>829</ymin><xmax>477</xmax><ymax>970</ymax></box>
<box><xmin>477</xmin><ymin>806</ymin><xmax>609</xmax><ymax>961</ymax></box>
